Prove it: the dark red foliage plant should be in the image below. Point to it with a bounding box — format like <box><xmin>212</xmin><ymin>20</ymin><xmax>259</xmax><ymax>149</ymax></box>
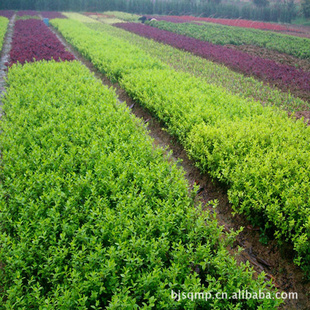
<box><xmin>10</xmin><ymin>19</ymin><xmax>75</xmax><ymax>66</ymax></box>
<box><xmin>41</xmin><ymin>11</ymin><xmax>67</xmax><ymax>19</ymax></box>
<box><xmin>0</xmin><ymin>10</ymin><xmax>15</xmax><ymax>19</ymax></box>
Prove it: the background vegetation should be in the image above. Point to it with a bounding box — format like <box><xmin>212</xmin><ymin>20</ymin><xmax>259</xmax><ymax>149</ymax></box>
<box><xmin>0</xmin><ymin>0</ymin><xmax>300</xmax><ymax>23</ymax></box>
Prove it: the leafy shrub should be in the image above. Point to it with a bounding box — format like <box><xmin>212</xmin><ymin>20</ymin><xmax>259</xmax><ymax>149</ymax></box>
<box><xmin>103</xmin><ymin>11</ymin><xmax>141</xmax><ymax>22</ymax></box>
<box><xmin>0</xmin><ymin>60</ymin><xmax>281</xmax><ymax>308</ymax></box>
<box><xmin>121</xmin><ymin>68</ymin><xmax>310</xmax><ymax>276</ymax></box>
<box><xmin>62</xmin><ymin>12</ymin><xmax>100</xmax><ymax>23</ymax></box>
<box><xmin>41</xmin><ymin>11</ymin><xmax>67</xmax><ymax>19</ymax></box>
<box><xmin>10</xmin><ymin>19</ymin><xmax>75</xmax><ymax>65</ymax></box>
<box><xmin>0</xmin><ymin>10</ymin><xmax>14</xmax><ymax>18</ymax></box>
<box><xmin>51</xmin><ymin>18</ymin><xmax>310</xmax><ymax>276</ymax></box>
<box><xmin>0</xmin><ymin>16</ymin><xmax>8</xmax><ymax>52</ymax></box>
<box><xmin>16</xmin><ymin>10</ymin><xmax>38</xmax><ymax>16</ymax></box>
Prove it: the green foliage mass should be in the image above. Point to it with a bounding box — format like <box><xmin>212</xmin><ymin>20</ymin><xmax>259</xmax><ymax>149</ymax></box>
<box><xmin>16</xmin><ymin>15</ymin><xmax>40</xmax><ymax>20</ymax></box>
<box><xmin>87</xmin><ymin>22</ymin><xmax>308</xmax><ymax>111</ymax></box>
<box><xmin>62</xmin><ymin>12</ymin><xmax>100</xmax><ymax>23</ymax></box>
<box><xmin>52</xmin><ymin>18</ymin><xmax>310</xmax><ymax>276</ymax></box>
<box><xmin>0</xmin><ymin>1</ymin><xmax>297</xmax><ymax>23</ymax></box>
<box><xmin>147</xmin><ymin>20</ymin><xmax>310</xmax><ymax>60</ymax></box>
<box><xmin>0</xmin><ymin>16</ymin><xmax>9</xmax><ymax>52</ymax></box>
<box><xmin>0</xmin><ymin>60</ymin><xmax>281</xmax><ymax>308</ymax></box>
<box><xmin>103</xmin><ymin>11</ymin><xmax>141</xmax><ymax>22</ymax></box>
<box><xmin>301</xmin><ymin>0</ymin><xmax>310</xmax><ymax>18</ymax></box>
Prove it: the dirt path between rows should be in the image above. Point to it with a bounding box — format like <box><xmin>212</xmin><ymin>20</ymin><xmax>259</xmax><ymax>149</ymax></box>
<box><xmin>30</xmin><ymin>22</ymin><xmax>310</xmax><ymax>309</ymax></box>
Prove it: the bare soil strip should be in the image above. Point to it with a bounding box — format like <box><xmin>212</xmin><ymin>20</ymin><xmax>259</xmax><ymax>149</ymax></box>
<box><xmin>26</xmin><ymin>22</ymin><xmax>310</xmax><ymax>309</ymax></box>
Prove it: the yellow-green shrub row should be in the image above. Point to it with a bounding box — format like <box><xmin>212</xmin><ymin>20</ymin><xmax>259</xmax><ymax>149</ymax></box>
<box><xmin>0</xmin><ymin>60</ymin><xmax>280</xmax><ymax>308</ymax></box>
<box><xmin>103</xmin><ymin>11</ymin><xmax>141</xmax><ymax>22</ymax></box>
<box><xmin>62</xmin><ymin>12</ymin><xmax>100</xmax><ymax>23</ymax></box>
<box><xmin>51</xmin><ymin>18</ymin><xmax>310</xmax><ymax>276</ymax></box>
<box><xmin>0</xmin><ymin>16</ymin><xmax>9</xmax><ymax>52</ymax></box>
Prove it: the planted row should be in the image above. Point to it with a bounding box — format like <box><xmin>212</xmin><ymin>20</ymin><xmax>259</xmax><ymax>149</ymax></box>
<box><xmin>87</xmin><ymin>22</ymin><xmax>308</xmax><ymax>112</ymax></box>
<box><xmin>10</xmin><ymin>19</ymin><xmax>74</xmax><ymax>65</ymax></box>
<box><xmin>62</xmin><ymin>12</ymin><xmax>100</xmax><ymax>23</ymax></box>
<box><xmin>0</xmin><ymin>60</ymin><xmax>280</xmax><ymax>308</ymax></box>
<box><xmin>52</xmin><ymin>18</ymin><xmax>310</xmax><ymax>276</ymax></box>
<box><xmin>114</xmin><ymin>22</ymin><xmax>310</xmax><ymax>98</ymax></box>
<box><xmin>0</xmin><ymin>10</ymin><xmax>14</xmax><ymax>18</ymax></box>
<box><xmin>103</xmin><ymin>11</ymin><xmax>141</xmax><ymax>22</ymax></box>
<box><xmin>0</xmin><ymin>16</ymin><xmax>8</xmax><ymax>52</ymax></box>
<box><xmin>151</xmin><ymin>15</ymin><xmax>290</xmax><ymax>32</ymax></box>
<box><xmin>16</xmin><ymin>10</ymin><xmax>38</xmax><ymax>16</ymax></box>
<box><xmin>41</xmin><ymin>11</ymin><xmax>67</xmax><ymax>19</ymax></box>
<box><xmin>146</xmin><ymin>21</ymin><xmax>310</xmax><ymax>60</ymax></box>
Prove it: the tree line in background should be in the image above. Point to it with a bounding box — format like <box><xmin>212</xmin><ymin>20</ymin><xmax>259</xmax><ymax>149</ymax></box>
<box><xmin>0</xmin><ymin>0</ymin><xmax>303</xmax><ymax>23</ymax></box>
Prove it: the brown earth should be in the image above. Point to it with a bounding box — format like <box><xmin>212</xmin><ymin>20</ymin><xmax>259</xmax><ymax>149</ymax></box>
<box><xmin>288</xmin><ymin>110</ymin><xmax>310</xmax><ymax>125</ymax></box>
<box><xmin>50</xmin><ymin>25</ymin><xmax>310</xmax><ymax>309</ymax></box>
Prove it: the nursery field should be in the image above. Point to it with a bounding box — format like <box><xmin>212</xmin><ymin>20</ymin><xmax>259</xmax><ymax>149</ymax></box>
<box><xmin>0</xmin><ymin>10</ymin><xmax>310</xmax><ymax>309</ymax></box>
<box><xmin>114</xmin><ymin>22</ymin><xmax>310</xmax><ymax>101</ymax></box>
<box><xmin>144</xmin><ymin>20</ymin><xmax>310</xmax><ymax>59</ymax></box>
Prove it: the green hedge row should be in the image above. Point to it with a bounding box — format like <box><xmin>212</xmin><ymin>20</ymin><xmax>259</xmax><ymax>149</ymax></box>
<box><xmin>0</xmin><ymin>60</ymin><xmax>280</xmax><ymax>308</ymax></box>
<box><xmin>0</xmin><ymin>16</ymin><xmax>9</xmax><ymax>52</ymax></box>
<box><xmin>147</xmin><ymin>20</ymin><xmax>310</xmax><ymax>60</ymax></box>
<box><xmin>51</xmin><ymin>18</ymin><xmax>310</xmax><ymax>277</ymax></box>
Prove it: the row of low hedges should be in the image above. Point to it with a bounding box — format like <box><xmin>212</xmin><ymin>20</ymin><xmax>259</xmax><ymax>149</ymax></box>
<box><xmin>0</xmin><ymin>16</ymin><xmax>9</xmax><ymax>52</ymax></box>
<box><xmin>0</xmin><ymin>60</ymin><xmax>281</xmax><ymax>308</ymax></box>
<box><xmin>51</xmin><ymin>18</ymin><xmax>310</xmax><ymax>277</ymax></box>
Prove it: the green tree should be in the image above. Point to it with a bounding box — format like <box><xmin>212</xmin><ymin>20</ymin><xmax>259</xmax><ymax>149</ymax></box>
<box><xmin>253</xmin><ymin>0</ymin><xmax>269</xmax><ymax>7</ymax></box>
<box><xmin>301</xmin><ymin>0</ymin><xmax>310</xmax><ymax>17</ymax></box>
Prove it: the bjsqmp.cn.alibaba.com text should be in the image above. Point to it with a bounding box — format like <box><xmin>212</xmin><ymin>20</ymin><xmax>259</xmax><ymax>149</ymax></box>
<box><xmin>171</xmin><ymin>290</ymin><xmax>298</xmax><ymax>302</ymax></box>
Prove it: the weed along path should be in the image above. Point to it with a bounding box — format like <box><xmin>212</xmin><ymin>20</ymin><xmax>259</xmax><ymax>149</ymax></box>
<box><xmin>49</xmin><ymin>18</ymin><xmax>310</xmax><ymax>309</ymax></box>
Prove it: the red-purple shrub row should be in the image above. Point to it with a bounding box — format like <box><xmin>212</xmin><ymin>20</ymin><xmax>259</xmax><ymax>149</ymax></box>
<box><xmin>114</xmin><ymin>23</ymin><xmax>310</xmax><ymax>93</ymax></box>
<box><xmin>0</xmin><ymin>10</ymin><xmax>15</xmax><ymax>18</ymax></box>
<box><xmin>41</xmin><ymin>11</ymin><xmax>67</xmax><ymax>19</ymax></box>
<box><xmin>10</xmin><ymin>19</ymin><xmax>75</xmax><ymax>65</ymax></box>
<box><xmin>17</xmin><ymin>10</ymin><xmax>38</xmax><ymax>16</ymax></box>
<box><xmin>147</xmin><ymin>15</ymin><xmax>290</xmax><ymax>31</ymax></box>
